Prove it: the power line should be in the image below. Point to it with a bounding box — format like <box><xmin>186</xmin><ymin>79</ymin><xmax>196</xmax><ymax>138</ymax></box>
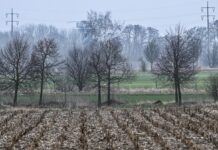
<box><xmin>6</xmin><ymin>8</ymin><xmax>19</xmax><ymax>36</ymax></box>
<box><xmin>201</xmin><ymin>1</ymin><xmax>215</xmax><ymax>67</ymax></box>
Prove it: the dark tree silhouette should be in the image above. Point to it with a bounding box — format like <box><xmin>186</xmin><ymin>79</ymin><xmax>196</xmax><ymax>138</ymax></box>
<box><xmin>153</xmin><ymin>25</ymin><xmax>201</xmax><ymax>105</ymax></box>
<box><xmin>31</xmin><ymin>38</ymin><xmax>62</xmax><ymax>105</ymax></box>
<box><xmin>0</xmin><ymin>35</ymin><xmax>31</xmax><ymax>106</ymax></box>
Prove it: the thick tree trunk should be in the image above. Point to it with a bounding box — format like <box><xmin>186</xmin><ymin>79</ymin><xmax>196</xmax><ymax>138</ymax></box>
<box><xmin>107</xmin><ymin>69</ymin><xmax>111</xmax><ymax>105</ymax></box>
<box><xmin>215</xmin><ymin>89</ymin><xmax>218</xmax><ymax>102</ymax></box>
<box><xmin>64</xmin><ymin>88</ymin><xmax>67</xmax><ymax>106</ymax></box>
<box><xmin>177</xmin><ymin>79</ymin><xmax>182</xmax><ymax>106</ymax></box>
<box><xmin>39</xmin><ymin>71</ymin><xmax>44</xmax><ymax>106</ymax></box>
<box><xmin>78</xmin><ymin>84</ymin><xmax>83</xmax><ymax>92</ymax></box>
<box><xmin>173</xmin><ymin>48</ymin><xmax>179</xmax><ymax>105</ymax></box>
<box><xmin>13</xmin><ymin>82</ymin><xmax>19</xmax><ymax>106</ymax></box>
<box><xmin>174</xmin><ymin>80</ymin><xmax>178</xmax><ymax>105</ymax></box>
<box><xmin>155</xmin><ymin>78</ymin><xmax>158</xmax><ymax>89</ymax></box>
<box><xmin>97</xmin><ymin>77</ymin><xmax>101</xmax><ymax>108</ymax></box>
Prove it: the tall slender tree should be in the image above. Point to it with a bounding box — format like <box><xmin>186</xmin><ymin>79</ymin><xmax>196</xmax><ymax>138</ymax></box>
<box><xmin>102</xmin><ymin>38</ymin><xmax>132</xmax><ymax>105</ymax></box>
<box><xmin>31</xmin><ymin>38</ymin><xmax>62</xmax><ymax>105</ymax></box>
<box><xmin>88</xmin><ymin>41</ymin><xmax>106</xmax><ymax>107</ymax></box>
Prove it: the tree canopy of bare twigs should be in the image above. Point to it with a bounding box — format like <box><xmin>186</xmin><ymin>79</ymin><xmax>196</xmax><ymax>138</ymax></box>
<box><xmin>30</xmin><ymin>38</ymin><xmax>62</xmax><ymax>105</ymax></box>
<box><xmin>153</xmin><ymin>25</ymin><xmax>201</xmax><ymax>105</ymax></box>
<box><xmin>0</xmin><ymin>35</ymin><xmax>31</xmax><ymax>106</ymax></box>
<box><xmin>77</xmin><ymin>11</ymin><xmax>122</xmax><ymax>41</ymax></box>
<box><xmin>66</xmin><ymin>46</ymin><xmax>90</xmax><ymax>92</ymax></box>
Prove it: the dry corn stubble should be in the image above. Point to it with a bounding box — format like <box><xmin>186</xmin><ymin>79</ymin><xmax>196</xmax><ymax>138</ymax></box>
<box><xmin>0</xmin><ymin>105</ymin><xmax>218</xmax><ymax>149</ymax></box>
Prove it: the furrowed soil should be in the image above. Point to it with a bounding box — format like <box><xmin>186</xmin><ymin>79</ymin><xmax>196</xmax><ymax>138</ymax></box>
<box><xmin>1</xmin><ymin>104</ymin><xmax>218</xmax><ymax>149</ymax></box>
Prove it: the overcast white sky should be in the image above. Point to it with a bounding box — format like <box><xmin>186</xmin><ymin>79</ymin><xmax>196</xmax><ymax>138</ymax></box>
<box><xmin>1</xmin><ymin>0</ymin><xmax>217</xmax><ymax>35</ymax></box>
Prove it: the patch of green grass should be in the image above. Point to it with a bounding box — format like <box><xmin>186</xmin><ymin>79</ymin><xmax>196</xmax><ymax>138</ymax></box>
<box><xmin>119</xmin><ymin>71</ymin><xmax>218</xmax><ymax>89</ymax></box>
<box><xmin>119</xmin><ymin>72</ymin><xmax>159</xmax><ymax>88</ymax></box>
<box><xmin>114</xmin><ymin>93</ymin><xmax>212</xmax><ymax>104</ymax></box>
<box><xmin>0</xmin><ymin>93</ymin><xmax>211</xmax><ymax>106</ymax></box>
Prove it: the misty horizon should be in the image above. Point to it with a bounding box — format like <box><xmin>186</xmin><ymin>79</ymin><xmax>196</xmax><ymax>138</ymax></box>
<box><xmin>1</xmin><ymin>0</ymin><xmax>217</xmax><ymax>35</ymax></box>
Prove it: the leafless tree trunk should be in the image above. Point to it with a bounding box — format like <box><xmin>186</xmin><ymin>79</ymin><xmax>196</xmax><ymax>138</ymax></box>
<box><xmin>107</xmin><ymin>68</ymin><xmax>111</xmax><ymax>105</ymax></box>
<box><xmin>39</xmin><ymin>67</ymin><xmax>45</xmax><ymax>105</ymax></box>
<box><xmin>97</xmin><ymin>77</ymin><xmax>101</xmax><ymax>107</ymax></box>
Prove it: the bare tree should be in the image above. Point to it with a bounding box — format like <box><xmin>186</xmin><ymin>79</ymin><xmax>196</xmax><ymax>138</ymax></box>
<box><xmin>78</xmin><ymin>11</ymin><xmax>129</xmax><ymax>106</ymax></box>
<box><xmin>102</xmin><ymin>38</ymin><xmax>132</xmax><ymax>105</ymax></box>
<box><xmin>66</xmin><ymin>46</ymin><xmax>90</xmax><ymax>92</ymax></box>
<box><xmin>153</xmin><ymin>25</ymin><xmax>201</xmax><ymax>105</ymax></box>
<box><xmin>88</xmin><ymin>41</ymin><xmax>107</xmax><ymax>107</ymax></box>
<box><xmin>144</xmin><ymin>39</ymin><xmax>160</xmax><ymax>70</ymax></box>
<box><xmin>31</xmin><ymin>38</ymin><xmax>62</xmax><ymax>105</ymax></box>
<box><xmin>0</xmin><ymin>36</ymin><xmax>31</xmax><ymax>106</ymax></box>
<box><xmin>77</xmin><ymin>11</ymin><xmax>121</xmax><ymax>41</ymax></box>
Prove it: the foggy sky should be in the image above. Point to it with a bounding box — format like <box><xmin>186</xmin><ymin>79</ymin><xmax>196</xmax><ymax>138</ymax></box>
<box><xmin>1</xmin><ymin>0</ymin><xmax>217</xmax><ymax>35</ymax></box>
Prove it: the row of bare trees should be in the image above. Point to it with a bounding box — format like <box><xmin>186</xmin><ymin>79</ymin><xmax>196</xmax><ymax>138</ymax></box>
<box><xmin>66</xmin><ymin>38</ymin><xmax>131</xmax><ymax>107</ymax></box>
<box><xmin>0</xmin><ymin>11</ymin><xmax>133</xmax><ymax>107</ymax></box>
<box><xmin>0</xmin><ymin>11</ymin><xmax>205</xmax><ymax>107</ymax></box>
<box><xmin>0</xmin><ymin>35</ymin><xmax>131</xmax><ymax>107</ymax></box>
<box><xmin>65</xmin><ymin>24</ymin><xmax>203</xmax><ymax>107</ymax></box>
<box><xmin>0</xmin><ymin>36</ymin><xmax>61</xmax><ymax>106</ymax></box>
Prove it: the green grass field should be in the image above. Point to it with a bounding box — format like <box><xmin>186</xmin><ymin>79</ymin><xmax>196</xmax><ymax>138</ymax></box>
<box><xmin>0</xmin><ymin>92</ymin><xmax>213</xmax><ymax>106</ymax></box>
<box><xmin>119</xmin><ymin>70</ymin><xmax>218</xmax><ymax>89</ymax></box>
<box><xmin>0</xmin><ymin>70</ymin><xmax>217</xmax><ymax>106</ymax></box>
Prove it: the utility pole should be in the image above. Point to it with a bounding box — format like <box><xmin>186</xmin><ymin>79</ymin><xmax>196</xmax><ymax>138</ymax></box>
<box><xmin>201</xmin><ymin>1</ymin><xmax>215</xmax><ymax>67</ymax></box>
<box><xmin>6</xmin><ymin>8</ymin><xmax>19</xmax><ymax>36</ymax></box>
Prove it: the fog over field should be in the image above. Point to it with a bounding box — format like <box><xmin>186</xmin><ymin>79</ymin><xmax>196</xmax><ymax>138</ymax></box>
<box><xmin>0</xmin><ymin>0</ymin><xmax>216</xmax><ymax>105</ymax></box>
